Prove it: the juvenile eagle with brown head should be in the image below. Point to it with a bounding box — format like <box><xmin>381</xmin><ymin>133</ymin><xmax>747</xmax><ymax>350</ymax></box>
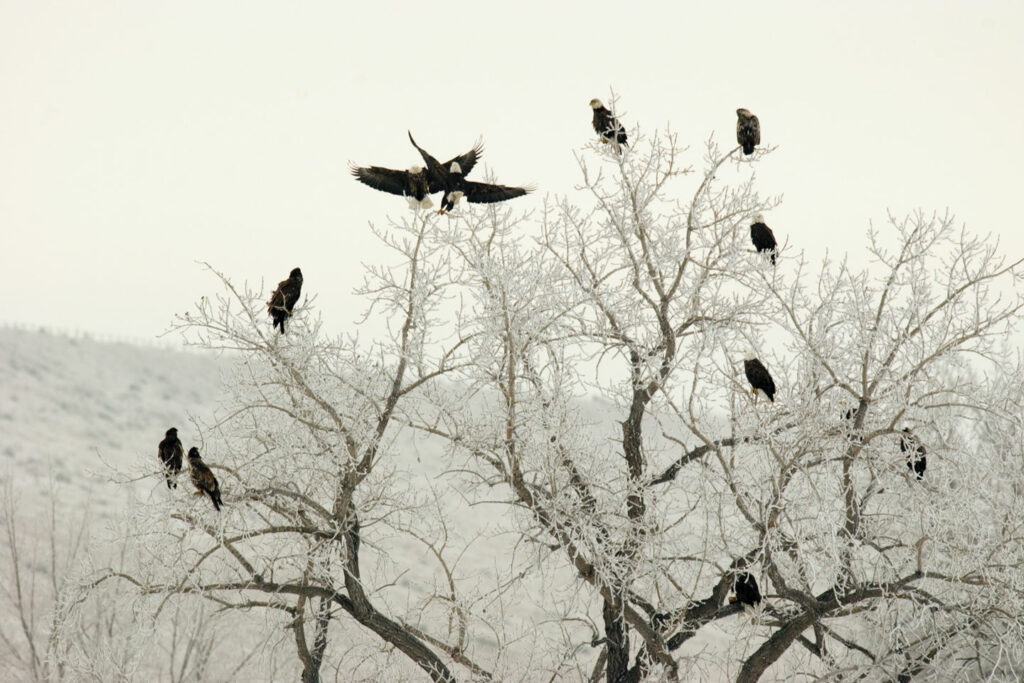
<box><xmin>157</xmin><ymin>427</ymin><xmax>183</xmax><ymax>489</ymax></box>
<box><xmin>267</xmin><ymin>267</ymin><xmax>303</xmax><ymax>334</ymax></box>
<box><xmin>188</xmin><ymin>447</ymin><xmax>223</xmax><ymax>511</ymax></box>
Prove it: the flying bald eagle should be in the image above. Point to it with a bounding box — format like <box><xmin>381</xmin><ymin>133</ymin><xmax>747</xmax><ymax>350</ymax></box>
<box><xmin>899</xmin><ymin>428</ymin><xmax>927</xmax><ymax>480</ymax></box>
<box><xmin>730</xmin><ymin>572</ymin><xmax>762</xmax><ymax>608</ymax></box>
<box><xmin>743</xmin><ymin>356</ymin><xmax>776</xmax><ymax>402</ymax></box>
<box><xmin>589</xmin><ymin>99</ymin><xmax>627</xmax><ymax>151</ymax></box>
<box><xmin>157</xmin><ymin>427</ymin><xmax>183</xmax><ymax>489</ymax></box>
<box><xmin>736</xmin><ymin>108</ymin><xmax>760</xmax><ymax>155</ymax></box>
<box><xmin>407</xmin><ymin>132</ymin><xmax>532</xmax><ymax>213</ymax></box>
<box><xmin>188</xmin><ymin>447</ymin><xmax>223</xmax><ymax>511</ymax></box>
<box><xmin>350</xmin><ymin>163</ymin><xmax>433</xmax><ymax>209</ymax></box>
<box><xmin>267</xmin><ymin>267</ymin><xmax>303</xmax><ymax>334</ymax></box>
<box><xmin>750</xmin><ymin>216</ymin><xmax>777</xmax><ymax>265</ymax></box>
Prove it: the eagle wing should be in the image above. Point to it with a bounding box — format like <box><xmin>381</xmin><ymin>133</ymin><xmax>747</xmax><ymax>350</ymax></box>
<box><xmin>268</xmin><ymin>279</ymin><xmax>287</xmax><ymax>313</ymax></box>
<box><xmin>593</xmin><ymin>108</ymin><xmax>627</xmax><ymax>145</ymax></box>
<box><xmin>443</xmin><ymin>139</ymin><xmax>484</xmax><ymax>178</ymax></box>
<box><xmin>407</xmin><ymin>132</ymin><xmax>449</xmax><ymax>191</ymax></box>
<box><xmin>158</xmin><ymin>437</ymin><xmax>179</xmax><ymax>464</ymax></box>
<box><xmin>191</xmin><ymin>460</ymin><xmax>217</xmax><ymax>492</ymax></box>
<box><xmin>738</xmin><ymin>116</ymin><xmax>761</xmax><ymax>146</ymax></box>
<box><xmin>750</xmin><ymin>223</ymin><xmax>777</xmax><ymax>251</ymax></box>
<box><xmin>280</xmin><ymin>279</ymin><xmax>302</xmax><ymax>312</ymax></box>
<box><xmin>744</xmin><ymin>359</ymin><xmax>776</xmax><ymax>398</ymax></box>
<box><xmin>350</xmin><ymin>164</ymin><xmax>413</xmax><ymax>197</ymax></box>
<box><xmin>462</xmin><ymin>180</ymin><xmax>533</xmax><ymax>204</ymax></box>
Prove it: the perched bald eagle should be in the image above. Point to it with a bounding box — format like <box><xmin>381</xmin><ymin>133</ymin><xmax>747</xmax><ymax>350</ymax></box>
<box><xmin>743</xmin><ymin>357</ymin><xmax>776</xmax><ymax>402</ymax></box>
<box><xmin>407</xmin><ymin>132</ymin><xmax>532</xmax><ymax>213</ymax></box>
<box><xmin>267</xmin><ymin>267</ymin><xmax>303</xmax><ymax>334</ymax></box>
<box><xmin>157</xmin><ymin>427</ymin><xmax>183</xmax><ymax>489</ymax></box>
<box><xmin>188</xmin><ymin>447</ymin><xmax>222</xmax><ymax>511</ymax></box>
<box><xmin>900</xmin><ymin>428</ymin><xmax>927</xmax><ymax>480</ymax></box>
<box><xmin>589</xmin><ymin>99</ymin><xmax>627</xmax><ymax>150</ymax></box>
<box><xmin>350</xmin><ymin>163</ymin><xmax>434</xmax><ymax>209</ymax></box>
<box><xmin>843</xmin><ymin>406</ymin><xmax>864</xmax><ymax>443</ymax></box>
<box><xmin>736</xmin><ymin>108</ymin><xmax>760</xmax><ymax>155</ymax></box>
<box><xmin>750</xmin><ymin>216</ymin><xmax>777</xmax><ymax>265</ymax></box>
<box><xmin>730</xmin><ymin>573</ymin><xmax>762</xmax><ymax>608</ymax></box>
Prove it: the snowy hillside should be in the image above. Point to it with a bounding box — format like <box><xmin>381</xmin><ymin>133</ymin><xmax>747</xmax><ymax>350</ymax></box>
<box><xmin>0</xmin><ymin>327</ymin><xmax>227</xmax><ymax>519</ymax></box>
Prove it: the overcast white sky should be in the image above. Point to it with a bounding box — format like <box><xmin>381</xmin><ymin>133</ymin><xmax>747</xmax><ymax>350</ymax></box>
<box><xmin>2</xmin><ymin>1</ymin><xmax>1022</xmax><ymax>342</ymax></box>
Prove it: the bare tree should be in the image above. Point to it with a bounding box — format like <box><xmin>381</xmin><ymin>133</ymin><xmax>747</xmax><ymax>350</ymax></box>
<box><xmin>100</xmin><ymin>105</ymin><xmax>1024</xmax><ymax>681</ymax></box>
<box><xmin>0</xmin><ymin>477</ymin><xmax>259</xmax><ymax>682</ymax></box>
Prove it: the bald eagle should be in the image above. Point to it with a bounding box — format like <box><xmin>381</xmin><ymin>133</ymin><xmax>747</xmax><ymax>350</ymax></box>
<box><xmin>843</xmin><ymin>406</ymin><xmax>864</xmax><ymax>443</ymax></box>
<box><xmin>157</xmin><ymin>427</ymin><xmax>183</xmax><ymax>489</ymax></box>
<box><xmin>743</xmin><ymin>357</ymin><xmax>776</xmax><ymax>402</ymax></box>
<box><xmin>407</xmin><ymin>132</ymin><xmax>532</xmax><ymax>213</ymax></box>
<box><xmin>589</xmin><ymin>99</ymin><xmax>627</xmax><ymax>150</ymax></box>
<box><xmin>188</xmin><ymin>447</ymin><xmax>223</xmax><ymax>511</ymax></box>
<box><xmin>267</xmin><ymin>267</ymin><xmax>303</xmax><ymax>334</ymax></box>
<box><xmin>736</xmin><ymin>108</ymin><xmax>760</xmax><ymax>155</ymax></box>
<box><xmin>730</xmin><ymin>573</ymin><xmax>762</xmax><ymax>608</ymax></box>
<box><xmin>899</xmin><ymin>428</ymin><xmax>927</xmax><ymax>480</ymax></box>
<box><xmin>350</xmin><ymin>163</ymin><xmax>434</xmax><ymax>209</ymax></box>
<box><xmin>750</xmin><ymin>216</ymin><xmax>777</xmax><ymax>265</ymax></box>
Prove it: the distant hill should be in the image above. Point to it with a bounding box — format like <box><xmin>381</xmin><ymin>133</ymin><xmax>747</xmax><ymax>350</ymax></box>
<box><xmin>0</xmin><ymin>327</ymin><xmax>227</xmax><ymax>521</ymax></box>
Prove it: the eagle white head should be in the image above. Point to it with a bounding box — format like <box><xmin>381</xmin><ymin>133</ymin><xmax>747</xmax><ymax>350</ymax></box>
<box><xmin>741</xmin><ymin>348</ymin><xmax>757</xmax><ymax>362</ymax></box>
<box><xmin>589</xmin><ymin>98</ymin><xmax>604</xmax><ymax>110</ymax></box>
<box><xmin>409</xmin><ymin>165</ymin><xmax>423</xmax><ymax>174</ymax></box>
<box><xmin>754</xmin><ymin>213</ymin><xmax>766</xmax><ymax>224</ymax></box>
<box><xmin>449</xmin><ymin>161</ymin><xmax>463</xmax><ymax>174</ymax></box>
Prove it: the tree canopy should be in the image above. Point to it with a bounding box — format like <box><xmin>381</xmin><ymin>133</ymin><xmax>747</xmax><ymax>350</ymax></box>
<box><xmin>73</xmin><ymin>110</ymin><xmax>1024</xmax><ymax>682</ymax></box>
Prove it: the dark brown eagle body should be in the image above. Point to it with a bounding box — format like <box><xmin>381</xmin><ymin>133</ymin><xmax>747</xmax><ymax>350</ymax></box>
<box><xmin>750</xmin><ymin>218</ymin><xmax>777</xmax><ymax>265</ymax></box>
<box><xmin>188</xmin><ymin>447</ymin><xmax>223</xmax><ymax>511</ymax></box>
<box><xmin>736</xmin><ymin>108</ymin><xmax>761</xmax><ymax>155</ymax></box>
<box><xmin>157</xmin><ymin>427</ymin><xmax>183</xmax><ymax>489</ymax></box>
<box><xmin>407</xmin><ymin>132</ymin><xmax>531</xmax><ymax>213</ymax></box>
<box><xmin>267</xmin><ymin>267</ymin><xmax>303</xmax><ymax>334</ymax></box>
<box><xmin>731</xmin><ymin>573</ymin><xmax>762</xmax><ymax>607</ymax></box>
<box><xmin>744</xmin><ymin>357</ymin><xmax>776</xmax><ymax>402</ymax></box>
<box><xmin>900</xmin><ymin>428</ymin><xmax>927</xmax><ymax>480</ymax></box>
<box><xmin>589</xmin><ymin>98</ymin><xmax>627</xmax><ymax>149</ymax></box>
